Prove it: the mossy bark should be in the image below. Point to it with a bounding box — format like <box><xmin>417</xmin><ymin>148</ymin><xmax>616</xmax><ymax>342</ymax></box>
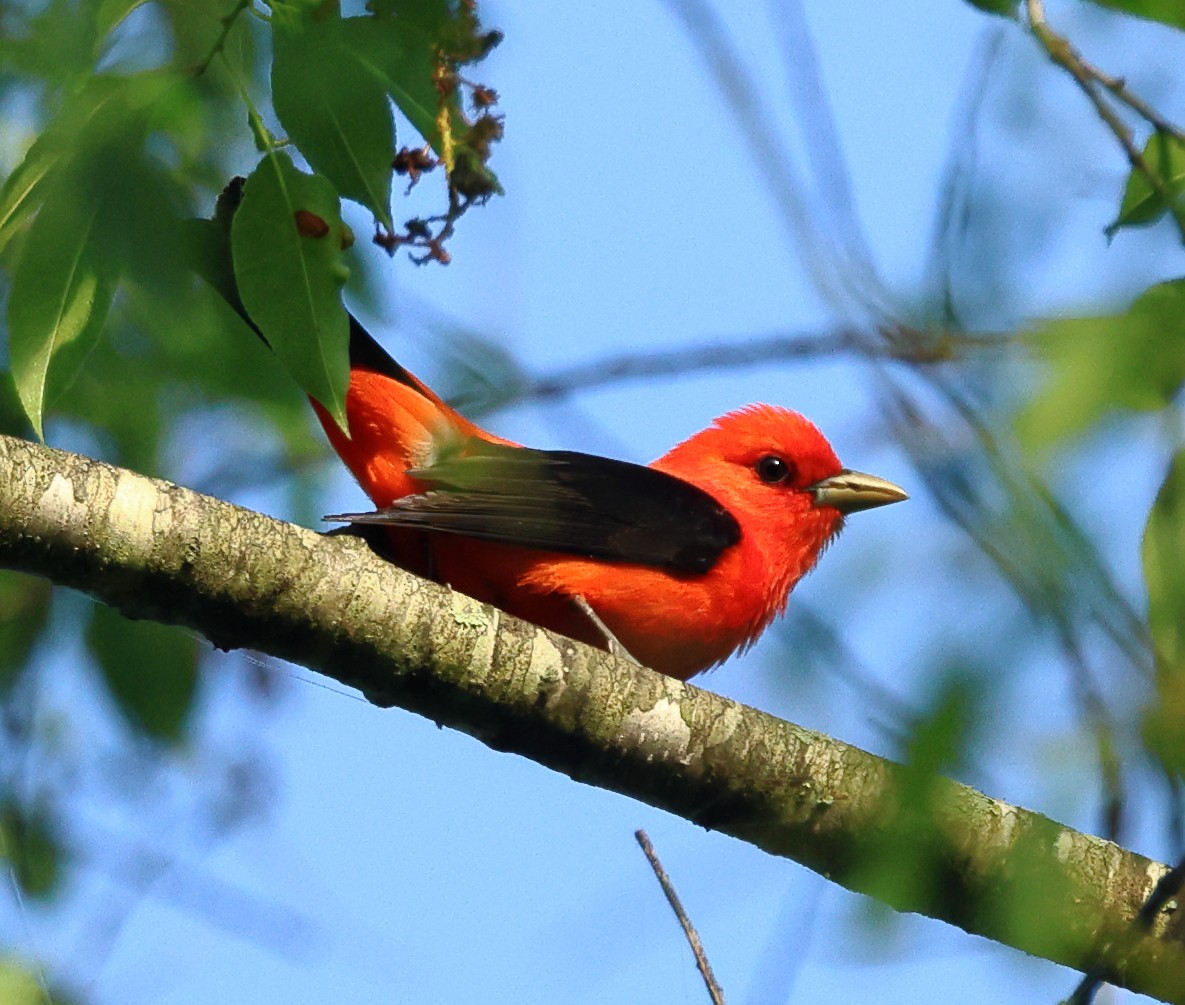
<box><xmin>1</xmin><ymin>433</ymin><xmax>1183</xmax><ymax>1002</ymax></box>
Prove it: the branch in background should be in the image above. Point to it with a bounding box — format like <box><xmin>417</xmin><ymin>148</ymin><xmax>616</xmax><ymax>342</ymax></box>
<box><xmin>659</xmin><ymin>0</ymin><xmax>887</xmax><ymax>319</ymax></box>
<box><xmin>635</xmin><ymin>830</ymin><xmax>726</xmax><ymax>1005</ymax></box>
<box><xmin>454</xmin><ymin>324</ymin><xmax>1013</xmax><ymax>418</ymax></box>
<box><xmin>923</xmin><ymin>26</ymin><xmax>1008</xmax><ymax>328</ymax></box>
<box><xmin>65</xmin><ymin>823</ymin><xmax>317</xmax><ymax>974</ymax></box>
<box><xmin>882</xmin><ymin>375</ymin><xmax>1148</xmax><ymax>845</ymax></box>
<box><xmin>1025</xmin><ymin>0</ymin><xmax>1185</xmax><ymax>243</ymax></box>
<box><xmin>2</xmin><ymin>435</ymin><xmax>1185</xmax><ymax>1002</ymax></box>
<box><xmin>765</xmin><ymin>0</ymin><xmax>885</xmax><ymax>298</ymax></box>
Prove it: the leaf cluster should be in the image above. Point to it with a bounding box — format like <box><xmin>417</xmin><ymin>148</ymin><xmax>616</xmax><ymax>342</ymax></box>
<box><xmin>0</xmin><ymin>0</ymin><xmax>501</xmax><ymax>934</ymax></box>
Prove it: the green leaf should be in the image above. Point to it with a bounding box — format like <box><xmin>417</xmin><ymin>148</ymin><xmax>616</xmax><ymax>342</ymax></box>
<box><xmin>0</xmin><ymin>144</ymin><xmax>57</xmax><ymax>259</ymax></box>
<box><xmin>0</xmin><ymin>572</ymin><xmax>52</xmax><ymax>693</ymax></box>
<box><xmin>231</xmin><ymin>152</ymin><xmax>351</xmax><ymax>429</ymax></box>
<box><xmin>342</xmin><ymin>12</ymin><xmax>447</xmax><ymax>153</ymax></box>
<box><xmin>0</xmin><ymin>87</ymin><xmax>111</xmax><ymax>260</ymax></box>
<box><xmin>1016</xmin><ymin>279</ymin><xmax>1185</xmax><ymax>449</ymax></box>
<box><xmin>1087</xmin><ymin>0</ymin><xmax>1185</xmax><ymax>30</ymax></box>
<box><xmin>898</xmin><ymin>674</ymin><xmax>977</xmax><ymax>784</ymax></box>
<box><xmin>962</xmin><ymin>0</ymin><xmax>1019</xmax><ymax>17</ymax></box>
<box><xmin>7</xmin><ymin>182</ymin><xmax>118</xmax><ymax>440</ymax></box>
<box><xmin>1106</xmin><ymin>131</ymin><xmax>1185</xmax><ymax>239</ymax></box>
<box><xmin>0</xmin><ymin>800</ymin><xmax>61</xmax><ymax>900</ymax></box>
<box><xmin>849</xmin><ymin>673</ymin><xmax>982</xmax><ymax>913</ymax></box>
<box><xmin>1144</xmin><ymin>450</ymin><xmax>1185</xmax><ymax>671</ymax></box>
<box><xmin>7</xmin><ymin>0</ymin><xmax>105</xmax><ymax>83</ymax></box>
<box><xmin>0</xmin><ymin>73</ymin><xmax>179</xmax><ymax>260</ymax></box>
<box><xmin>183</xmin><ymin>215</ymin><xmax>241</xmax><ymax>315</ymax></box>
<box><xmin>1142</xmin><ymin>450</ymin><xmax>1185</xmax><ymax>773</ymax></box>
<box><xmin>95</xmin><ymin>0</ymin><xmax>149</xmax><ymax>39</ymax></box>
<box><xmin>159</xmin><ymin>0</ymin><xmax>254</xmax><ymax>69</ymax></box>
<box><xmin>85</xmin><ymin>604</ymin><xmax>199</xmax><ymax>742</ymax></box>
<box><xmin>272</xmin><ymin>9</ymin><xmax>396</xmax><ymax>226</ymax></box>
<box><xmin>369</xmin><ymin>0</ymin><xmax>500</xmax><ymax>66</ymax></box>
<box><xmin>0</xmin><ymin>372</ymin><xmax>33</xmax><ymax>438</ymax></box>
<box><xmin>0</xmin><ymin>73</ymin><xmax>185</xmax><ymax>442</ymax></box>
<box><xmin>0</xmin><ymin>956</ymin><xmax>59</xmax><ymax>1004</ymax></box>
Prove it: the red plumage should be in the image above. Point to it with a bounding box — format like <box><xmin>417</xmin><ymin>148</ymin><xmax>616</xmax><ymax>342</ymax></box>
<box><xmin>315</xmin><ymin>343</ymin><xmax>905</xmax><ymax>680</ymax></box>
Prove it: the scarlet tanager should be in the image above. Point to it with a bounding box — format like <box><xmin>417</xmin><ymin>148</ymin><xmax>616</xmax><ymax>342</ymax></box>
<box><xmin>312</xmin><ymin>318</ymin><xmax>906</xmax><ymax>681</ymax></box>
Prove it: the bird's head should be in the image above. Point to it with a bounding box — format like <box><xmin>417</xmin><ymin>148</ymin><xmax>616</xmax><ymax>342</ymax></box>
<box><xmin>655</xmin><ymin>404</ymin><xmax>907</xmax><ymax>582</ymax></box>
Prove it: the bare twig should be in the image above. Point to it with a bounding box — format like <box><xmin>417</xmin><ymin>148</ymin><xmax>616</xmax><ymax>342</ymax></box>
<box><xmin>634</xmin><ymin>829</ymin><xmax>726</xmax><ymax>1005</ymax></box>
<box><xmin>1078</xmin><ymin>55</ymin><xmax>1185</xmax><ymax>147</ymax></box>
<box><xmin>766</xmin><ymin>0</ymin><xmax>884</xmax><ymax>297</ymax></box>
<box><xmin>1025</xmin><ymin>0</ymin><xmax>1185</xmax><ymax>243</ymax></box>
<box><xmin>660</xmin><ymin>0</ymin><xmax>886</xmax><ymax>319</ymax></box>
<box><xmin>924</xmin><ymin>27</ymin><xmax>1008</xmax><ymax>328</ymax></box>
<box><xmin>457</xmin><ymin>325</ymin><xmax>1013</xmax><ymax>417</ymax></box>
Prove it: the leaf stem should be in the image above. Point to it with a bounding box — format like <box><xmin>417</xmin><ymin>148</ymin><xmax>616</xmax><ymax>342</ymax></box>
<box><xmin>192</xmin><ymin>0</ymin><xmax>254</xmax><ymax>77</ymax></box>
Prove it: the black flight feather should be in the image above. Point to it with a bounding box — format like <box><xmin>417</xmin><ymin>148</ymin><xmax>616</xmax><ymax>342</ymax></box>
<box><xmin>347</xmin><ymin>314</ymin><xmax>424</xmax><ymax>388</ymax></box>
<box><xmin>325</xmin><ymin>438</ymin><xmax>741</xmax><ymax>575</ymax></box>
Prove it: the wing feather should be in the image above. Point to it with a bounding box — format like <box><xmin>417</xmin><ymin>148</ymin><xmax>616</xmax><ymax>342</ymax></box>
<box><xmin>325</xmin><ymin>438</ymin><xmax>740</xmax><ymax>574</ymax></box>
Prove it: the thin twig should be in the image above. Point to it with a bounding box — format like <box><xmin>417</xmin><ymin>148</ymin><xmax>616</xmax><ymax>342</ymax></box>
<box><xmin>924</xmin><ymin>27</ymin><xmax>1007</xmax><ymax>328</ymax></box>
<box><xmin>457</xmin><ymin>325</ymin><xmax>1013</xmax><ymax>417</ymax></box>
<box><xmin>660</xmin><ymin>0</ymin><xmax>883</xmax><ymax>319</ymax></box>
<box><xmin>1079</xmin><ymin>55</ymin><xmax>1185</xmax><ymax>146</ymax></box>
<box><xmin>1025</xmin><ymin>0</ymin><xmax>1185</xmax><ymax>243</ymax></box>
<box><xmin>634</xmin><ymin>829</ymin><xmax>726</xmax><ymax>1005</ymax></box>
<box><xmin>766</xmin><ymin>0</ymin><xmax>884</xmax><ymax>297</ymax></box>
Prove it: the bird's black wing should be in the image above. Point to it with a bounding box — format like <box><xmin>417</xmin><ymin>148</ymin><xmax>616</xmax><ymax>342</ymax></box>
<box><xmin>324</xmin><ymin>438</ymin><xmax>741</xmax><ymax>575</ymax></box>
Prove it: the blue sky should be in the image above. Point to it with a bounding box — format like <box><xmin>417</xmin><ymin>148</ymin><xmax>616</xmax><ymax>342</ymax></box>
<box><xmin>12</xmin><ymin>2</ymin><xmax>1185</xmax><ymax>1002</ymax></box>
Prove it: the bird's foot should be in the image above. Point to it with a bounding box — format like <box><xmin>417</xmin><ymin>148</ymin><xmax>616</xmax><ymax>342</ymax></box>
<box><xmin>573</xmin><ymin>595</ymin><xmax>639</xmax><ymax>665</ymax></box>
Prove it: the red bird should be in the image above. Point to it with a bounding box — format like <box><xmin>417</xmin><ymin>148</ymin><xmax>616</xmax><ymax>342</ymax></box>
<box><xmin>316</xmin><ymin>320</ymin><xmax>907</xmax><ymax>680</ymax></box>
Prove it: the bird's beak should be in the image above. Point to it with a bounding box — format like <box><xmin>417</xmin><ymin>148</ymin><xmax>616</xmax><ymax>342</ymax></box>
<box><xmin>808</xmin><ymin>469</ymin><xmax>908</xmax><ymax>514</ymax></box>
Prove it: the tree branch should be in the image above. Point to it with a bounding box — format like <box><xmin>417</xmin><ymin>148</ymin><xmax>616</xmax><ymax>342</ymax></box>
<box><xmin>2</xmin><ymin>433</ymin><xmax>1184</xmax><ymax>1002</ymax></box>
<box><xmin>453</xmin><ymin>324</ymin><xmax>1012</xmax><ymax>419</ymax></box>
<box><xmin>1025</xmin><ymin>0</ymin><xmax>1185</xmax><ymax>244</ymax></box>
<box><xmin>635</xmin><ymin>829</ymin><xmax>726</xmax><ymax>1005</ymax></box>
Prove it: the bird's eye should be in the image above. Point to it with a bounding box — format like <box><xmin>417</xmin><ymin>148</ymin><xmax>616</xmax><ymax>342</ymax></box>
<box><xmin>755</xmin><ymin>455</ymin><xmax>794</xmax><ymax>484</ymax></box>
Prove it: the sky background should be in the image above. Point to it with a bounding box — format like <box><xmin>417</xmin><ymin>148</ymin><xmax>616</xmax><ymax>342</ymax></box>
<box><xmin>9</xmin><ymin>2</ymin><xmax>1185</xmax><ymax>1002</ymax></box>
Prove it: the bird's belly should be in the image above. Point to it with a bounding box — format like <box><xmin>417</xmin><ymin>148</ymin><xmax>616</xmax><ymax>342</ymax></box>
<box><xmin>427</xmin><ymin>538</ymin><xmax>768</xmax><ymax>681</ymax></box>
<box><xmin>521</xmin><ymin>555</ymin><xmax>763</xmax><ymax>680</ymax></box>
